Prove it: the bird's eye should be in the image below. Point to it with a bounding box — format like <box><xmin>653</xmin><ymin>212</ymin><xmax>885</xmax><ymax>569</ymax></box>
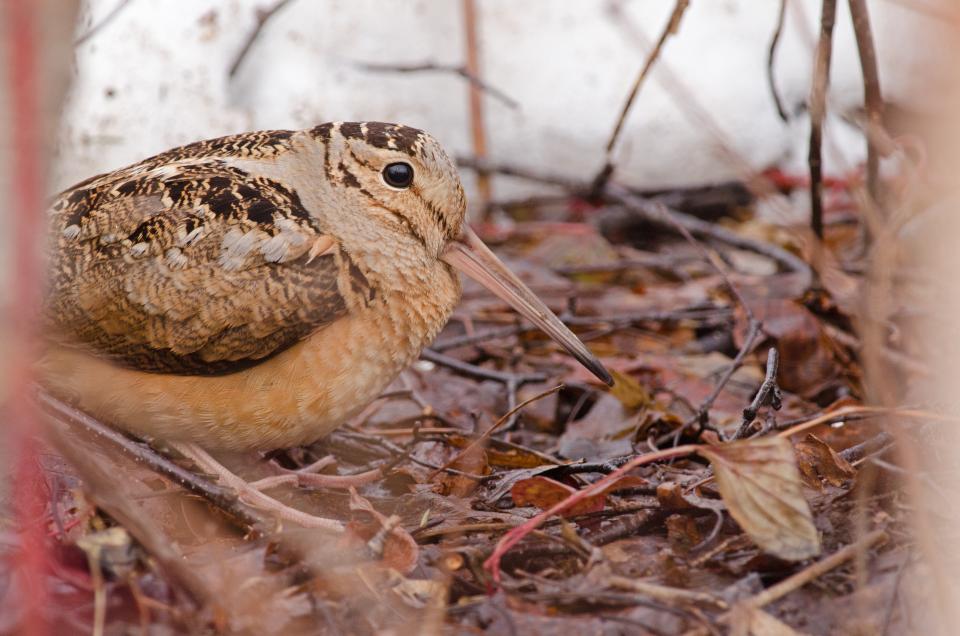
<box><xmin>382</xmin><ymin>162</ymin><xmax>414</xmax><ymax>189</ymax></box>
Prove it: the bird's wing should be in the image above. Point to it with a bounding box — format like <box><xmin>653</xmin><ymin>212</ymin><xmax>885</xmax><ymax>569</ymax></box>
<box><xmin>45</xmin><ymin>155</ymin><xmax>373</xmax><ymax>375</ymax></box>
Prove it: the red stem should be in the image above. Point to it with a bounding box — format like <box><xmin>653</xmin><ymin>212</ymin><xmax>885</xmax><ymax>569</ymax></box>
<box><xmin>5</xmin><ymin>0</ymin><xmax>50</xmax><ymax>634</ymax></box>
<box><xmin>483</xmin><ymin>444</ymin><xmax>700</xmax><ymax>582</ymax></box>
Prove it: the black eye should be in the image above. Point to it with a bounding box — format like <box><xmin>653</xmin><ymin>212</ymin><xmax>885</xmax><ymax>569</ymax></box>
<box><xmin>382</xmin><ymin>162</ymin><xmax>414</xmax><ymax>188</ymax></box>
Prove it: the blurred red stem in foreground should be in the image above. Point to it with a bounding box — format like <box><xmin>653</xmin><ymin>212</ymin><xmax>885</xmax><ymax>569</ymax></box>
<box><xmin>4</xmin><ymin>0</ymin><xmax>50</xmax><ymax>634</ymax></box>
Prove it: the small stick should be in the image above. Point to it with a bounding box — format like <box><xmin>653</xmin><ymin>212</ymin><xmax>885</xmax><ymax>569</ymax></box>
<box><xmin>74</xmin><ymin>0</ymin><xmax>135</xmax><ymax>46</ymax></box>
<box><xmin>37</xmin><ymin>390</ymin><xmax>269</xmax><ymax>531</ymax></box>
<box><xmin>734</xmin><ymin>347</ymin><xmax>782</xmax><ymax>439</ymax></box>
<box><xmin>228</xmin><ymin>0</ymin><xmax>296</xmax><ymax>78</ymax></box>
<box><xmin>427</xmin><ymin>385</ymin><xmax>562</xmax><ymax>480</ymax></box>
<box><xmin>484</xmin><ymin>444</ymin><xmax>700</xmax><ymax>582</ymax></box>
<box><xmin>593</xmin><ymin>0</ymin><xmax>691</xmax><ymax>194</ymax></box>
<box><xmin>767</xmin><ymin>0</ymin><xmax>790</xmax><ymax>122</ymax></box>
<box><xmin>462</xmin><ymin>0</ymin><xmax>492</xmax><ymax>215</ymax></box>
<box><xmin>739</xmin><ymin>529</ymin><xmax>887</xmax><ymax>610</ymax></box>
<box><xmin>848</xmin><ymin>0</ymin><xmax>885</xmax><ymax>205</ymax></box>
<box><xmin>359</xmin><ymin>62</ymin><xmax>519</xmax><ymax>110</ymax></box>
<box><xmin>607</xmin><ymin>575</ymin><xmax>726</xmax><ymax>609</ymax></box>
<box><xmin>605</xmin><ymin>185</ymin><xmax>813</xmax><ymax>282</ymax></box>
<box><xmin>420</xmin><ymin>348</ymin><xmax>546</xmax><ymax>385</ymax></box>
<box><xmin>808</xmin><ymin>0</ymin><xmax>838</xmax><ymax>239</ymax></box>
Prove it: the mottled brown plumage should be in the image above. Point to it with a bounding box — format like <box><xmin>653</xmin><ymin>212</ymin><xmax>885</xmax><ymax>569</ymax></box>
<box><xmin>41</xmin><ymin>121</ymin><xmax>610</xmax><ymax>451</ymax></box>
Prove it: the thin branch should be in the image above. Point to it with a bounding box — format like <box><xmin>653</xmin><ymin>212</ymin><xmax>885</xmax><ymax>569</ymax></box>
<box><xmin>809</xmin><ymin>0</ymin><xmax>838</xmax><ymax>239</ymax></box>
<box><xmin>848</xmin><ymin>0</ymin><xmax>885</xmax><ymax>205</ymax></box>
<box><xmin>734</xmin><ymin>347</ymin><xmax>783</xmax><ymax>439</ymax></box>
<box><xmin>605</xmin><ymin>184</ymin><xmax>814</xmax><ymax>284</ymax></box>
<box><xmin>593</xmin><ymin>0</ymin><xmax>690</xmax><ymax>194</ymax></box>
<box><xmin>462</xmin><ymin>0</ymin><xmax>492</xmax><ymax>215</ymax></box>
<box><xmin>767</xmin><ymin>0</ymin><xmax>790</xmax><ymax>121</ymax></box>
<box><xmin>75</xmin><ymin>0</ymin><xmax>135</xmax><ymax>46</ymax></box>
<box><xmin>359</xmin><ymin>62</ymin><xmax>519</xmax><ymax>110</ymax></box>
<box><xmin>428</xmin><ymin>385</ymin><xmax>562</xmax><ymax>480</ymax></box>
<box><xmin>228</xmin><ymin>0</ymin><xmax>296</xmax><ymax>78</ymax></box>
<box><xmin>737</xmin><ymin>529</ymin><xmax>887</xmax><ymax>610</ymax></box>
<box><xmin>420</xmin><ymin>348</ymin><xmax>546</xmax><ymax>385</ymax></box>
<box><xmin>37</xmin><ymin>390</ymin><xmax>271</xmax><ymax>532</ymax></box>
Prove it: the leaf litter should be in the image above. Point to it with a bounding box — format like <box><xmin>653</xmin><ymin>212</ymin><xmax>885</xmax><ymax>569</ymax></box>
<box><xmin>14</xmin><ymin>170</ymin><xmax>925</xmax><ymax>635</ymax></box>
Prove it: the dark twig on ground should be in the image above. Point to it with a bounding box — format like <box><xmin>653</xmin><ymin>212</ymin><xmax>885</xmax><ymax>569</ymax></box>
<box><xmin>433</xmin><ymin>307</ymin><xmax>731</xmax><ymax>352</ymax></box>
<box><xmin>358</xmin><ymin>62</ymin><xmax>519</xmax><ymax>110</ymax></box>
<box><xmin>39</xmin><ymin>392</ymin><xmax>219</xmax><ymax>608</ymax></box>
<box><xmin>421</xmin><ymin>348</ymin><xmax>546</xmax><ymax>385</ymax></box>
<box><xmin>847</xmin><ymin>0</ymin><xmax>885</xmax><ymax>206</ymax></box>
<box><xmin>37</xmin><ymin>390</ymin><xmax>271</xmax><ymax>532</ymax></box>
<box><xmin>839</xmin><ymin>431</ymin><xmax>894</xmax><ymax>463</ymax></box>
<box><xmin>74</xmin><ymin>0</ymin><xmax>135</xmax><ymax>46</ymax></box>
<box><xmin>592</xmin><ymin>0</ymin><xmax>690</xmax><ymax>195</ymax></box>
<box><xmin>228</xmin><ymin>0</ymin><xmax>296</xmax><ymax>78</ymax></box>
<box><xmin>808</xmin><ymin>0</ymin><xmax>838</xmax><ymax>239</ymax></box>
<box><xmin>605</xmin><ymin>185</ymin><xmax>814</xmax><ymax>283</ymax></box>
<box><xmin>734</xmin><ymin>347</ymin><xmax>783</xmax><ymax>440</ymax></box>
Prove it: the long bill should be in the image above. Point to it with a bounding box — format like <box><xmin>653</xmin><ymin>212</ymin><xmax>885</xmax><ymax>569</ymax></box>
<box><xmin>442</xmin><ymin>226</ymin><xmax>613</xmax><ymax>386</ymax></box>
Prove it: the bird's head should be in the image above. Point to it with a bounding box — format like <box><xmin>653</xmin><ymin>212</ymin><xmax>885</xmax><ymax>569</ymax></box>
<box><xmin>307</xmin><ymin>121</ymin><xmax>612</xmax><ymax>386</ymax></box>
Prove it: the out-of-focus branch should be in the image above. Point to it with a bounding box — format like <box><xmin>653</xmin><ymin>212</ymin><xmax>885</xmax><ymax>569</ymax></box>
<box><xmin>848</xmin><ymin>0</ymin><xmax>885</xmax><ymax>206</ymax></box>
<box><xmin>462</xmin><ymin>0</ymin><xmax>492</xmax><ymax>216</ymax></box>
<box><xmin>767</xmin><ymin>0</ymin><xmax>789</xmax><ymax>122</ymax></box>
<box><xmin>808</xmin><ymin>0</ymin><xmax>837</xmax><ymax>239</ymax></box>
<box><xmin>592</xmin><ymin>0</ymin><xmax>690</xmax><ymax>195</ymax></box>
<box><xmin>74</xmin><ymin>0</ymin><xmax>134</xmax><ymax>46</ymax></box>
<box><xmin>228</xmin><ymin>0</ymin><xmax>296</xmax><ymax>78</ymax></box>
<box><xmin>359</xmin><ymin>61</ymin><xmax>519</xmax><ymax>110</ymax></box>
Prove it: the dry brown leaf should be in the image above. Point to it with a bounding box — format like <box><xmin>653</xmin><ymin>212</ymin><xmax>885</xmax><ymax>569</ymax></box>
<box><xmin>511</xmin><ymin>475</ymin><xmax>647</xmax><ymax>517</ymax></box>
<box><xmin>609</xmin><ymin>368</ymin><xmax>652</xmax><ymax>410</ymax></box>
<box><xmin>699</xmin><ymin>437</ymin><xmax>821</xmax><ymax>561</ymax></box>
<box><xmin>795</xmin><ymin>433</ymin><xmax>856</xmax><ymax>490</ymax></box>
<box><xmin>728</xmin><ymin>603</ymin><xmax>809</xmax><ymax>636</ymax></box>
<box><xmin>345</xmin><ymin>488</ymin><xmax>419</xmax><ymax>573</ymax></box>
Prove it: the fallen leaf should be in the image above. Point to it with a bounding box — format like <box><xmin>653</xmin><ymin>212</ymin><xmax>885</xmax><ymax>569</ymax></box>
<box><xmin>666</xmin><ymin>514</ymin><xmax>702</xmax><ymax>555</ymax></box>
<box><xmin>511</xmin><ymin>476</ymin><xmax>604</xmax><ymax>517</ymax></box>
<box><xmin>699</xmin><ymin>437</ymin><xmax>821</xmax><ymax>561</ymax></box>
<box><xmin>511</xmin><ymin>475</ymin><xmax>647</xmax><ymax>517</ymax></box>
<box><xmin>728</xmin><ymin>603</ymin><xmax>808</xmax><ymax>636</ymax></box>
<box><xmin>344</xmin><ymin>488</ymin><xmax>419</xmax><ymax>573</ymax></box>
<box><xmin>794</xmin><ymin>434</ymin><xmax>856</xmax><ymax>490</ymax></box>
<box><xmin>609</xmin><ymin>368</ymin><xmax>652</xmax><ymax>410</ymax></box>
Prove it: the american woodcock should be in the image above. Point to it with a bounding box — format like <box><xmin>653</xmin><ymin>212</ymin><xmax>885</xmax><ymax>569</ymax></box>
<box><xmin>42</xmin><ymin>122</ymin><xmax>612</xmax><ymax>452</ymax></box>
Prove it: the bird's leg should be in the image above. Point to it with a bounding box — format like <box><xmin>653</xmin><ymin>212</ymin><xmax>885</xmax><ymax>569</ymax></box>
<box><xmin>170</xmin><ymin>442</ymin><xmax>344</xmax><ymax>532</ymax></box>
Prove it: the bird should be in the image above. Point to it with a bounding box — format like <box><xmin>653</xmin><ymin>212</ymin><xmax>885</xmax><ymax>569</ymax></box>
<box><xmin>41</xmin><ymin>121</ymin><xmax>612</xmax><ymax>462</ymax></box>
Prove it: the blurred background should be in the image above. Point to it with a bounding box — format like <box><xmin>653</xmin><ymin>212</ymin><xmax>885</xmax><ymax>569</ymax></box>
<box><xmin>4</xmin><ymin>1</ymin><xmax>960</xmax><ymax>634</ymax></box>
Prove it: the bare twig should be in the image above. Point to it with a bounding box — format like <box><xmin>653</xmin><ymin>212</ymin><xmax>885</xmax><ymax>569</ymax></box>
<box><xmin>734</xmin><ymin>347</ymin><xmax>783</xmax><ymax>439</ymax></box>
<box><xmin>605</xmin><ymin>185</ymin><xmax>813</xmax><ymax>283</ymax></box>
<box><xmin>593</xmin><ymin>0</ymin><xmax>690</xmax><ymax>194</ymax></box>
<box><xmin>767</xmin><ymin>0</ymin><xmax>790</xmax><ymax>121</ymax></box>
<box><xmin>420</xmin><ymin>348</ymin><xmax>546</xmax><ymax>385</ymax></box>
<box><xmin>809</xmin><ymin>0</ymin><xmax>838</xmax><ymax>238</ymax></box>
<box><xmin>228</xmin><ymin>0</ymin><xmax>296</xmax><ymax>78</ymax></box>
<box><xmin>737</xmin><ymin>529</ymin><xmax>887</xmax><ymax>610</ymax></box>
<box><xmin>39</xmin><ymin>394</ymin><xmax>215</xmax><ymax>608</ymax></box>
<box><xmin>462</xmin><ymin>0</ymin><xmax>492</xmax><ymax>214</ymax></box>
<box><xmin>696</xmin><ymin>320</ymin><xmax>763</xmax><ymax>430</ymax></box>
<box><xmin>75</xmin><ymin>0</ymin><xmax>135</xmax><ymax>46</ymax></box>
<box><xmin>359</xmin><ymin>61</ymin><xmax>519</xmax><ymax>110</ymax></box>
<box><xmin>37</xmin><ymin>390</ymin><xmax>270</xmax><ymax>532</ymax></box>
<box><xmin>428</xmin><ymin>385</ymin><xmax>562</xmax><ymax>480</ymax></box>
<box><xmin>848</xmin><ymin>0</ymin><xmax>885</xmax><ymax>205</ymax></box>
